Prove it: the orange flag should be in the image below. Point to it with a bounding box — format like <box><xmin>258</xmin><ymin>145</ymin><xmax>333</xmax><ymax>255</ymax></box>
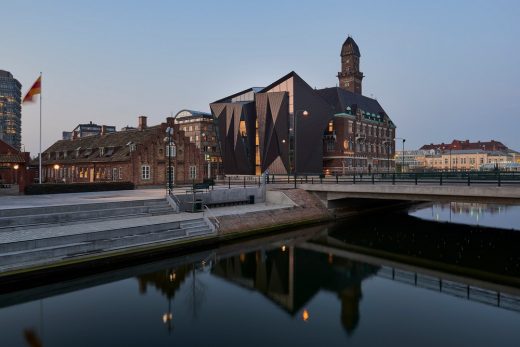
<box><xmin>22</xmin><ymin>76</ymin><xmax>41</xmax><ymax>103</ymax></box>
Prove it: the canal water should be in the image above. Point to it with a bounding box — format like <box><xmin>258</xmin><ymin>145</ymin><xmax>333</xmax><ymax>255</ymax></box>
<box><xmin>1</xmin><ymin>203</ymin><xmax>520</xmax><ymax>346</ymax></box>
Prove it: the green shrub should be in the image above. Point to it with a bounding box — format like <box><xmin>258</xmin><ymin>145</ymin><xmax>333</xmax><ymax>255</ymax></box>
<box><xmin>25</xmin><ymin>181</ymin><xmax>135</xmax><ymax>195</ymax></box>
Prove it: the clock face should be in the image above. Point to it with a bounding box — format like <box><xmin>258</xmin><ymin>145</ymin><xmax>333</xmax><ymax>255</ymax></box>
<box><xmin>343</xmin><ymin>139</ymin><xmax>349</xmax><ymax>150</ymax></box>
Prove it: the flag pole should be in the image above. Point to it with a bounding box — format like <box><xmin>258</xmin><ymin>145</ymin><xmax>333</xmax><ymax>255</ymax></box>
<box><xmin>39</xmin><ymin>72</ymin><xmax>42</xmax><ymax>184</ymax></box>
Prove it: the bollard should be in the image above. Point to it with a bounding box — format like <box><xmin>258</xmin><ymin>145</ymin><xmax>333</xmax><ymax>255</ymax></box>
<box><xmin>498</xmin><ymin>172</ymin><xmax>501</xmax><ymax>187</ymax></box>
<box><xmin>415</xmin><ymin>173</ymin><xmax>418</xmax><ymax>185</ymax></box>
<box><xmin>467</xmin><ymin>174</ymin><xmax>470</xmax><ymax>186</ymax></box>
<box><xmin>272</xmin><ymin>174</ymin><xmax>275</xmax><ymax>184</ymax></box>
<box><xmin>320</xmin><ymin>175</ymin><xmax>323</xmax><ymax>184</ymax></box>
<box><xmin>353</xmin><ymin>174</ymin><xmax>356</xmax><ymax>184</ymax></box>
<box><xmin>287</xmin><ymin>174</ymin><xmax>290</xmax><ymax>183</ymax></box>
<box><xmin>336</xmin><ymin>175</ymin><xmax>339</xmax><ymax>184</ymax></box>
<box><xmin>311</xmin><ymin>177</ymin><xmax>314</xmax><ymax>184</ymax></box>
<box><xmin>440</xmin><ymin>173</ymin><xmax>443</xmax><ymax>186</ymax></box>
<box><xmin>228</xmin><ymin>177</ymin><xmax>231</xmax><ymax>189</ymax></box>
<box><xmin>244</xmin><ymin>176</ymin><xmax>246</xmax><ymax>188</ymax></box>
<box><xmin>305</xmin><ymin>175</ymin><xmax>308</xmax><ymax>183</ymax></box>
<box><xmin>392</xmin><ymin>173</ymin><xmax>395</xmax><ymax>185</ymax></box>
<box><xmin>294</xmin><ymin>174</ymin><xmax>297</xmax><ymax>189</ymax></box>
<box><xmin>372</xmin><ymin>174</ymin><xmax>375</xmax><ymax>184</ymax></box>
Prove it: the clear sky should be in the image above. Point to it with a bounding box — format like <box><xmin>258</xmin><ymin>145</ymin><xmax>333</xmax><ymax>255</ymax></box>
<box><xmin>3</xmin><ymin>0</ymin><xmax>519</xmax><ymax>154</ymax></box>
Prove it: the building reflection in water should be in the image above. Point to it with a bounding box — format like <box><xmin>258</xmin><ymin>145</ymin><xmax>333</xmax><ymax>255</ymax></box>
<box><xmin>211</xmin><ymin>246</ymin><xmax>379</xmax><ymax>335</ymax></box>
<box><xmin>136</xmin><ymin>261</ymin><xmax>208</xmax><ymax>332</ymax></box>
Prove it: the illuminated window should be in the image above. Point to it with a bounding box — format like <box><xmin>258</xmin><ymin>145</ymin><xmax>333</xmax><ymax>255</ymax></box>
<box><xmin>328</xmin><ymin>121</ymin><xmax>334</xmax><ymax>132</ymax></box>
<box><xmin>240</xmin><ymin>120</ymin><xmax>247</xmax><ymax>137</ymax></box>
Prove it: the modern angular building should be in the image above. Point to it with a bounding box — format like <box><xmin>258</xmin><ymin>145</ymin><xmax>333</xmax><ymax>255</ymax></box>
<box><xmin>0</xmin><ymin>70</ymin><xmax>22</xmax><ymax>150</ymax></box>
<box><xmin>210</xmin><ymin>37</ymin><xmax>396</xmax><ymax>175</ymax></box>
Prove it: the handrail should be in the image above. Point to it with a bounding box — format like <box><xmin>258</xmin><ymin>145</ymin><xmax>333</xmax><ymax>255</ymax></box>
<box><xmin>203</xmin><ymin>204</ymin><xmax>221</xmax><ymax>234</ymax></box>
<box><xmin>168</xmin><ymin>192</ymin><xmax>182</xmax><ymax>210</ymax></box>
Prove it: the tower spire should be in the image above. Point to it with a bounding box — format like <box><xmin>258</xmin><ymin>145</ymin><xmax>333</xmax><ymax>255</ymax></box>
<box><xmin>338</xmin><ymin>37</ymin><xmax>364</xmax><ymax>94</ymax></box>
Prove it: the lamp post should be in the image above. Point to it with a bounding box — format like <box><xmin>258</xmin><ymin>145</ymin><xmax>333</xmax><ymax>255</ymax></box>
<box><xmin>383</xmin><ymin>141</ymin><xmax>391</xmax><ymax>173</ymax></box>
<box><xmin>293</xmin><ymin>109</ymin><xmax>309</xmax><ymax>175</ymax></box>
<box><xmin>449</xmin><ymin>148</ymin><xmax>452</xmax><ymax>172</ymax></box>
<box><xmin>13</xmin><ymin>164</ymin><xmax>19</xmax><ymax>184</ymax></box>
<box><xmin>53</xmin><ymin>164</ymin><xmax>60</xmax><ymax>183</ymax></box>
<box><xmin>165</xmin><ymin>127</ymin><xmax>174</xmax><ymax>195</ymax></box>
<box><xmin>395</xmin><ymin>137</ymin><xmax>406</xmax><ymax>172</ymax></box>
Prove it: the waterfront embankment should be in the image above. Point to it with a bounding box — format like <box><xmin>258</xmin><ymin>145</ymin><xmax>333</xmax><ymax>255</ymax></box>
<box><xmin>0</xmin><ymin>188</ymin><xmax>332</xmax><ymax>278</ymax></box>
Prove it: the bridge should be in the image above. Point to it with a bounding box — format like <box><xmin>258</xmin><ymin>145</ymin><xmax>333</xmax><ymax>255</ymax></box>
<box><xmin>265</xmin><ymin>172</ymin><xmax>520</xmax><ymax>205</ymax></box>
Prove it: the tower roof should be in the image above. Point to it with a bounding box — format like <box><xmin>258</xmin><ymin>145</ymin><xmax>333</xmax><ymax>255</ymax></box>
<box><xmin>341</xmin><ymin>37</ymin><xmax>361</xmax><ymax>57</ymax></box>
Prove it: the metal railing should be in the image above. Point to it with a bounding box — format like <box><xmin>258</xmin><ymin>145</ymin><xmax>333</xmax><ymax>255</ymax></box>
<box><xmin>378</xmin><ymin>266</ymin><xmax>520</xmax><ymax>313</ymax></box>
<box><xmin>263</xmin><ymin>171</ymin><xmax>520</xmax><ymax>187</ymax></box>
<box><xmin>203</xmin><ymin>204</ymin><xmax>221</xmax><ymax>234</ymax></box>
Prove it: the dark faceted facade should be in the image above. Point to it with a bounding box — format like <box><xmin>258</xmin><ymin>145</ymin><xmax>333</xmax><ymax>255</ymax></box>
<box><xmin>210</xmin><ymin>37</ymin><xmax>396</xmax><ymax>175</ymax></box>
<box><xmin>0</xmin><ymin>70</ymin><xmax>22</xmax><ymax>150</ymax></box>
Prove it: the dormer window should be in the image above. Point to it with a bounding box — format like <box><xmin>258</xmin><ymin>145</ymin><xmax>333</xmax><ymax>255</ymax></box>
<box><xmin>99</xmin><ymin>147</ymin><xmax>105</xmax><ymax>156</ymax></box>
<box><xmin>105</xmin><ymin>147</ymin><xmax>115</xmax><ymax>157</ymax></box>
<box><xmin>63</xmin><ymin>151</ymin><xmax>68</xmax><ymax>158</ymax></box>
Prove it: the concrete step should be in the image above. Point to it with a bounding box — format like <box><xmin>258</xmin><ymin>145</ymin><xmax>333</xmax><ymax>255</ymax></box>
<box><xmin>0</xmin><ymin>227</ymin><xmax>189</xmax><ymax>266</ymax></box>
<box><xmin>0</xmin><ymin>203</ymin><xmax>174</xmax><ymax>231</ymax></box>
<box><xmin>0</xmin><ymin>220</ymin><xmax>184</xmax><ymax>253</ymax></box>
<box><xmin>0</xmin><ymin>199</ymin><xmax>167</xmax><ymax>218</ymax></box>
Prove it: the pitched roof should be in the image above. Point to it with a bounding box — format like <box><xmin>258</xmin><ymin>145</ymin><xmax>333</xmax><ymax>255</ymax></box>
<box><xmin>420</xmin><ymin>140</ymin><xmax>510</xmax><ymax>152</ymax></box>
<box><xmin>0</xmin><ymin>154</ymin><xmax>25</xmax><ymax>163</ymax></box>
<box><xmin>39</xmin><ymin>125</ymin><xmax>164</xmax><ymax>164</ymax></box>
<box><xmin>341</xmin><ymin>37</ymin><xmax>361</xmax><ymax>57</ymax></box>
<box><xmin>316</xmin><ymin>87</ymin><xmax>386</xmax><ymax>115</ymax></box>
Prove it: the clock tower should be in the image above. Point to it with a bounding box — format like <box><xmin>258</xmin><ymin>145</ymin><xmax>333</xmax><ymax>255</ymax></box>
<box><xmin>338</xmin><ymin>37</ymin><xmax>364</xmax><ymax>94</ymax></box>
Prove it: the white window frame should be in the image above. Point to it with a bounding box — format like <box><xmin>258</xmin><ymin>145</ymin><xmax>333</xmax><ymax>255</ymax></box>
<box><xmin>141</xmin><ymin>165</ymin><xmax>151</xmax><ymax>180</ymax></box>
<box><xmin>189</xmin><ymin>165</ymin><xmax>197</xmax><ymax>179</ymax></box>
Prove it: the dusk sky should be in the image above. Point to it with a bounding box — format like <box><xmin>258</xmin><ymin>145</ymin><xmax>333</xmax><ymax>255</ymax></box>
<box><xmin>3</xmin><ymin>0</ymin><xmax>519</xmax><ymax>154</ymax></box>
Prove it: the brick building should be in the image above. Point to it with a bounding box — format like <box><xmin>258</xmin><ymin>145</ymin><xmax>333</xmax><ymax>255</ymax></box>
<box><xmin>0</xmin><ymin>138</ymin><xmax>33</xmax><ymax>192</ymax></box>
<box><xmin>39</xmin><ymin>116</ymin><xmax>205</xmax><ymax>186</ymax></box>
<box><xmin>174</xmin><ymin>109</ymin><xmax>221</xmax><ymax>178</ymax></box>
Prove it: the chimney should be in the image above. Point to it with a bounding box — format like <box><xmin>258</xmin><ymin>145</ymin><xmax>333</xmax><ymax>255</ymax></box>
<box><xmin>138</xmin><ymin>116</ymin><xmax>147</xmax><ymax>130</ymax></box>
<box><xmin>101</xmin><ymin>125</ymin><xmax>108</xmax><ymax>135</ymax></box>
<box><xmin>72</xmin><ymin>130</ymin><xmax>79</xmax><ymax>140</ymax></box>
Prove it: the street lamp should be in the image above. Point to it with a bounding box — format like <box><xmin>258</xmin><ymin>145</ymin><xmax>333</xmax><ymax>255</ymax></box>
<box><xmin>13</xmin><ymin>164</ymin><xmax>19</xmax><ymax>184</ymax></box>
<box><xmin>165</xmin><ymin>127</ymin><xmax>175</xmax><ymax>195</ymax></box>
<box><xmin>382</xmin><ymin>141</ymin><xmax>392</xmax><ymax>173</ymax></box>
<box><xmin>293</xmin><ymin>109</ymin><xmax>309</xmax><ymax>175</ymax></box>
<box><xmin>53</xmin><ymin>164</ymin><xmax>60</xmax><ymax>183</ymax></box>
<box><xmin>395</xmin><ymin>137</ymin><xmax>406</xmax><ymax>172</ymax></box>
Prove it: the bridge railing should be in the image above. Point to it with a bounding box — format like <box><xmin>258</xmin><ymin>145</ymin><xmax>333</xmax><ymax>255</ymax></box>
<box><xmin>264</xmin><ymin>171</ymin><xmax>520</xmax><ymax>187</ymax></box>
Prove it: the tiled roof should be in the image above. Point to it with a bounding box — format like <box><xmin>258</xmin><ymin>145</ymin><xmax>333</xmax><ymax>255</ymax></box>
<box><xmin>38</xmin><ymin>125</ymin><xmax>164</xmax><ymax>164</ymax></box>
<box><xmin>0</xmin><ymin>154</ymin><xmax>25</xmax><ymax>163</ymax></box>
<box><xmin>316</xmin><ymin>87</ymin><xmax>387</xmax><ymax>117</ymax></box>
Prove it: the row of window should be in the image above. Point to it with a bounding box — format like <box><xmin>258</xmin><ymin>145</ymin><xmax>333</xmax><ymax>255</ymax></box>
<box><xmin>140</xmin><ymin>165</ymin><xmax>197</xmax><ymax>180</ymax></box>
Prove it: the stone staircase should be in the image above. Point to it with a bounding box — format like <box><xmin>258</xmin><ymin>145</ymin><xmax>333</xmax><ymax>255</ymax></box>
<box><xmin>0</xmin><ymin>200</ymin><xmax>215</xmax><ymax>273</ymax></box>
<box><xmin>0</xmin><ymin>199</ymin><xmax>173</xmax><ymax>232</ymax></box>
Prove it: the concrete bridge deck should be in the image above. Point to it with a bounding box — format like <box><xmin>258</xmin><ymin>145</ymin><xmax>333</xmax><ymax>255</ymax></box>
<box><xmin>298</xmin><ymin>183</ymin><xmax>520</xmax><ymax>204</ymax></box>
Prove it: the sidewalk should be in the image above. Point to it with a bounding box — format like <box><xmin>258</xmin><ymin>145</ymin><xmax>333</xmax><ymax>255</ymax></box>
<box><xmin>0</xmin><ymin>189</ymin><xmax>167</xmax><ymax>210</ymax></box>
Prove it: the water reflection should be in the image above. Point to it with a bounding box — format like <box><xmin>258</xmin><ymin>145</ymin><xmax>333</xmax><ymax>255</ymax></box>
<box><xmin>210</xmin><ymin>247</ymin><xmax>378</xmax><ymax>334</ymax></box>
<box><xmin>2</xmin><ymin>207</ymin><xmax>520</xmax><ymax>346</ymax></box>
<box><xmin>411</xmin><ymin>202</ymin><xmax>520</xmax><ymax>230</ymax></box>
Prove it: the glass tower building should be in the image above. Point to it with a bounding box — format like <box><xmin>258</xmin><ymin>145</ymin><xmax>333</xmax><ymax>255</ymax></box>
<box><xmin>0</xmin><ymin>70</ymin><xmax>22</xmax><ymax>150</ymax></box>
